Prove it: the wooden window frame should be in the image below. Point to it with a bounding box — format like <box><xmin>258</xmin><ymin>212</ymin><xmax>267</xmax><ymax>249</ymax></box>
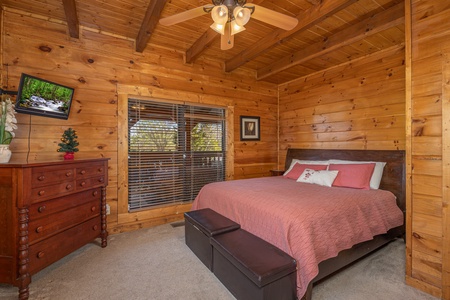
<box><xmin>117</xmin><ymin>88</ymin><xmax>234</xmax><ymax>226</ymax></box>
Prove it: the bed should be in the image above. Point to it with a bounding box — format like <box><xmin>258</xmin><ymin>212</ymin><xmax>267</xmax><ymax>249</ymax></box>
<box><xmin>191</xmin><ymin>148</ymin><xmax>405</xmax><ymax>300</ymax></box>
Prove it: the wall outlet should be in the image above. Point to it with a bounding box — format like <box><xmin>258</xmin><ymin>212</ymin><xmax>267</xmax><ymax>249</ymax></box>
<box><xmin>106</xmin><ymin>203</ymin><xmax>110</xmax><ymax>215</ymax></box>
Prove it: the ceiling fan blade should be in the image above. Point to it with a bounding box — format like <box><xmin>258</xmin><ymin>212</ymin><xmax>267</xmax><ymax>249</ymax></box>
<box><xmin>159</xmin><ymin>5</ymin><xmax>211</xmax><ymax>26</ymax></box>
<box><xmin>221</xmin><ymin>23</ymin><xmax>234</xmax><ymax>50</ymax></box>
<box><xmin>250</xmin><ymin>4</ymin><xmax>298</xmax><ymax>31</ymax></box>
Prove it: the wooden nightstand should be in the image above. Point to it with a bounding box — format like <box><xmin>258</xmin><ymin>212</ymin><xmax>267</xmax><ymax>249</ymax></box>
<box><xmin>270</xmin><ymin>170</ymin><xmax>285</xmax><ymax>176</ymax></box>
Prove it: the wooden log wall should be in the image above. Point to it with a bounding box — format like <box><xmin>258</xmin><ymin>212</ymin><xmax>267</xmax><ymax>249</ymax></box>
<box><xmin>277</xmin><ymin>45</ymin><xmax>406</xmax><ymax>166</ymax></box>
<box><xmin>0</xmin><ymin>9</ymin><xmax>278</xmax><ymax>233</ymax></box>
<box><xmin>407</xmin><ymin>0</ymin><xmax>450</xmax><ymax>298</ymax></box>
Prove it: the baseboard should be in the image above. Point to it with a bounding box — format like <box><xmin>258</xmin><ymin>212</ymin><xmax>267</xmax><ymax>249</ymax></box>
<box><xmin>405</xmin><ymin>275</ymin><xmax>441</xmax><ymax>298</ymax></box>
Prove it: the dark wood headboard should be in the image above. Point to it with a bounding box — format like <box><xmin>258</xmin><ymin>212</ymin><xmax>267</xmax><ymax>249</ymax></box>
<box><xmin>284</xmin><ymin>149</ymin><xmax>406</xmax><ymax>214</ymax></box>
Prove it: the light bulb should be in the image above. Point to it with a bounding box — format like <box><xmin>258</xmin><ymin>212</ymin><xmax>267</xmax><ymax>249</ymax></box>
<box><xmin>211</xmin><ymin>22</ymin><xmax>225</xmax><ymax>35</ymax></box>
<box><xmin>233</xmin><ymin>6</ymin><xmax>250</xmax><ymax>27</ymax></box>
<box><xmin>231</xmin><ymin>20</ymin><xmax>245</xmax><ymax>35</ymax></box>
<box><xmin>211</xmin><ymin>5</ymin><xmax>228</xmax><ymax>25</ymax></box>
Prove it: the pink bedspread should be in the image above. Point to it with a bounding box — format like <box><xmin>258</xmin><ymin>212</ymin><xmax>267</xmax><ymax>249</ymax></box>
<box><xmin>192</xmin><ymin>176</ymin><xmax>404</xmax><ymax>299</ymax></box>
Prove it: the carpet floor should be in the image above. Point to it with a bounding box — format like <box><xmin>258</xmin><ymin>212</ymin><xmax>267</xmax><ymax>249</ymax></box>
<box><xmin>0</xmin><ymin>223</ymin><xmax>439</xmax><ymax>300</ymax></box>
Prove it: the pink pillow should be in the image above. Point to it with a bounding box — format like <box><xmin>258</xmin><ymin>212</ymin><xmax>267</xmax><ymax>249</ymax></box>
<box><xmin>284</xmin><ymin>163</ymin><xmax>328</xmax><ymax>180</ymax></box>
<box><xmin>328</xmin><ymin>163</ymin><xmax>376</xmax><ymax>190</ymax></box>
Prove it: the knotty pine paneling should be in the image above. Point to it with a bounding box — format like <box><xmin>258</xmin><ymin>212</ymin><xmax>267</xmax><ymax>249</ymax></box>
<box><xmin>412</xmin><ymin>213</ymin><xmax>443</xmax><ymax>238</ymax></box>
<box><xmin>277</xmin><ymin>46</ymin><xmax>406</xmax><ymax>167</ymax></box>
<box><xmin>412</xmin><ymin>231</ymin><xmax>442</xmax><ymax>258</ymax></box>
<box><xmin>0</xmin><ymin>10</ymin><xmax>278</xmax><ymax>233</ymax></box>
<box><xmin>411</xmin><ymin>249</ymin><xmax>442</xmax><ymax>288</ymax></box>
<box><xmin>413</xmin><ymin>194</ymin><xmax>442</xmax><ymax>218</ymax></box>
<box><xmin>407</xmin><ymin>0</ymin><xmax>450</xmax><ymax>298</ymax></box>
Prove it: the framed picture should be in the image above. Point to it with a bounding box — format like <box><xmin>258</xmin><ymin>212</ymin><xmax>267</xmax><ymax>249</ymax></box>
<box><xmin>240</xmin><ymin>116</ymin><xmax>260</xmax><ymax>141</ymax></box>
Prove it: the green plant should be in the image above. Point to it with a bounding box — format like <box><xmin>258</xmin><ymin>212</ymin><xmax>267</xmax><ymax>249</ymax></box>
<box><xmin>0</xmin><ymin>97</ymin><xmax>17</xmax><ymax>145</ymax></box>
<box><xmin>57</xmin><ymin>128</ymin><xmax>79</xmax><ymax>152</ymax></box>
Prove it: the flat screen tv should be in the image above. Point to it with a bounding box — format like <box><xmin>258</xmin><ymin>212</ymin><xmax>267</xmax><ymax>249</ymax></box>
<box><xmin>15</xmin><ymin>73</ymin><xmax>74</xmax><ymax>120</ymax></box>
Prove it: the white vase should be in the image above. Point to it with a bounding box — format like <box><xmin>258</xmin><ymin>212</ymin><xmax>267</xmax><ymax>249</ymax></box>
<box><xmin>0</xmin><ymin>144</ymin><xmax>12</xmax><ymax>163</ymax></box>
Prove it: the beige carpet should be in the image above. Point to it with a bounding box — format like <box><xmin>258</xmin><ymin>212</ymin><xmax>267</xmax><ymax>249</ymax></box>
<box><xmin>0</xmin><ymin>223</ymin><xmax>439</xmax><ymax>300</ymax></box>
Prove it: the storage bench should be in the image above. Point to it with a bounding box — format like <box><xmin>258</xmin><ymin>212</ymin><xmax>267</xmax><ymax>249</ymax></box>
<box><xmin>184</xmin><ymin>208</ymin><xmax>240</xmax><ymax>270</ymax></box>
<box><xmin>211</xmin><ymin>229</ymin><xmax>297</xmax><ymax>300</ymax></box>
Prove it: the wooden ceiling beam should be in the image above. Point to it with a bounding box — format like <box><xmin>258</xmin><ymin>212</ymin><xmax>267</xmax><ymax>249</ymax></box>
<box><xmin>185</xmin><ymin>28</ymin><xmax>218</xmax><ymax>63</ymax></box>
<box><xmin>257</xmin><ymin>1</ymin><xmax>405</xmax><ymax>80</ymax></box>
<box><xmin>136</xmin><ymin>0</ymin><xmax>168</xmax><ymax>53</ymax></box>
<box><xmin>306</xmin><ymin>0</ymin><xmax>321</xmax><ymax>5</ymax></box>
<box><xmin>225</xmin><ymin>0</ymin><xmax>358</xmax><ymax>72</ymax></box>
<box><xmin>62</xmin><ymin>0</ymin><xmax>79</xmax><ymax>38</ymax></box>
<box><xmin>184</xmin><ymin>0</ymin><xmax>265</xmax><ymax>64</ymax></box>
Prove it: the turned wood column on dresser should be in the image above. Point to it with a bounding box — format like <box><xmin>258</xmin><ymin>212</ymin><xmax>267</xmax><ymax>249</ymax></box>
<box><xmin>0</xmin><ymin>158</ymin><xmax>109</xmax><ymax>300</ymax></box>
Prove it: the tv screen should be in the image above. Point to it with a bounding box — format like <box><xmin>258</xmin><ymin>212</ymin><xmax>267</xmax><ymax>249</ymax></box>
<box><xmin>15</xmin><ymin>73</ymin><xmax>74</xmax><ymax>120</ymax></box>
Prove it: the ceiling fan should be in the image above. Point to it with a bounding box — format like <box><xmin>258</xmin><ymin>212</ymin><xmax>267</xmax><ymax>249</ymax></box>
<box><xmin>159</xmin><ymin>0</ymin><xmax>298</xmax><ymax>50</ymax></box>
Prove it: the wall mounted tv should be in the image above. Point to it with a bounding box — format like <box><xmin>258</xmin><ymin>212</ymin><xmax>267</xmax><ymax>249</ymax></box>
<box><xmin>15</xmin><ymin>73</ymin><xmax>74</xmax><ymax>120</ymax></box>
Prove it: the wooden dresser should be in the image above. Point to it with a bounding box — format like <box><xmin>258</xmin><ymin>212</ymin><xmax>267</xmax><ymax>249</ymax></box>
<box><xmin>0</xmin><ymin>158</ymin><xmax>109</xmax><ymax>300</ymax></box>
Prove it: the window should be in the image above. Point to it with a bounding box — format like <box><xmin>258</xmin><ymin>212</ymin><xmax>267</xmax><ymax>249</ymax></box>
<box><xmin>128</xmin><ymin>99</ymin><xmax>226</xmax><ymax>211</ymax></box>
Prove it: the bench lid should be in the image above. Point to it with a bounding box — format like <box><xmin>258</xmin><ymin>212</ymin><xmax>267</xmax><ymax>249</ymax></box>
<box><xmin>184</xmin><ymin>209</ymin><xmax>240</xmax><ymax>236</ymax></box>
<box><xmin>211</xmin><ymin>229</ymin><xmax>297</xmax><ymax>287</ymax></box>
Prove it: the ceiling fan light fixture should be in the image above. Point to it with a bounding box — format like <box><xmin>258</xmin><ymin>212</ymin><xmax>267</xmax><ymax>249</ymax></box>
<box><xmin>159</xmin><ymin>0</ymin><xmax>299</xmax><ymax>51</ymax></box>
<box><xmin>230</xmin><ymin>20</ymin><xmax>245</xmax><ymax>35</ymax></box>
<box><xmin>210</xmin><ymin>22</ymin><xmax>226</xmax><ymax>35</ymax></box>
<box><xmin>233</xmin><ymin>6</ymin><xmax>251</xmax><ymax>26</ymax></box>
<box><xmin>211</xmin><ymin>5</ymin><xmax>228</xmax><ymax>25</ymax></box>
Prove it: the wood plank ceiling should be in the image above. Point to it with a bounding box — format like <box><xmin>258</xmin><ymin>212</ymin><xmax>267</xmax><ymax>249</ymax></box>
<box><xmin>1</xmin><ymin>0</ymin><xmax>405</xmax><ymax>84</ymax></box>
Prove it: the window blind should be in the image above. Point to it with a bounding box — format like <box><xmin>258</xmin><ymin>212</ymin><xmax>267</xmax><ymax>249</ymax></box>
<box><xmin>128</xmin><ymin>98</ymin><xmax>226</xmax><ymax>211</ymax></box>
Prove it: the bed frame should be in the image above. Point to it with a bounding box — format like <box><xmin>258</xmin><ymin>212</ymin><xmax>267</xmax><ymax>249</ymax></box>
<box><xmin>284</xmin><ymin>149</ymin><xmax>406</xmax><ymax>300</ymax></box>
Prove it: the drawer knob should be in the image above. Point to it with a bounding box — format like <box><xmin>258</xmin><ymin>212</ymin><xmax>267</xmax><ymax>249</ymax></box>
<box><xmin>38</xmin><ymin>175</ymin><xmax>45</xmax><ymax>181</ymax></box>
<box><xmin>36</xmin><ymin>226</ymin><xmax>43</xmax><ymax>233</ymax></box>
<box><xmin>91</xmin><ymin>206</ymin><xmax>96</xmax><ymax>212</ymax></box>
<box><xmin>80</xmin><ymin>181</ymin><xmax>86</xmax><ymax>187</ymax></box>
<box><xmin>66</xmin><ymin>184</ymin><xmax>72</xmax><ymax>190</ymax></box>
<box><xmin>80</xmin><ymin>170</ymin><xmax>86</xmax><ymax>175</ymax></box>
<box><xmin>66</xmin><ymin>171</ymin><xmax>72</xmax><ymax>177</ymax></box>
<box><xmin>98</xmin><ymin>168</ymin><xmax>103</xmax><ymax>172</ymax></box>
<box><xmin>98</xmin><ymin>177</ymin><xmax>104</xmax><ymax>183</ymax></box>
<box><xmin>38</xmin><ymin>190</ymin><xmax>45</xmax><ymax>196</ymax></box>
<box><xmin>92</xmin><ymin>190</ymin><xmax>98</xmax><ymax>196</ymax></box>
<box><xmin>92</xmin><ymin>225</ymin><xmax>98</xmax><ymax>231</ymax></box>
<box><xmin>37</xmin><ymin>251</ymin><xmax>45</xmax><ymax>259</ymax></box>
<box><xmin>38</xmin><ymin>206</ymin><xmax>46</xmax><ymax>213</ymax></box>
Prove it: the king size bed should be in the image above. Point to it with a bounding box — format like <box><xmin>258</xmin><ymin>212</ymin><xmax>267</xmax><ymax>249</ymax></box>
<box><xmin>191</xmin><ymin>148</ymin><xmax>405</xmax><ymax>300</ymax></box>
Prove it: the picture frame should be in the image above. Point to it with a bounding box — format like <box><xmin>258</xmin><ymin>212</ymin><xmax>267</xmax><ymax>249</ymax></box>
<box><xmin>240</xmin><ymin>116</ymin><xmax>260</xmax><ymax>141</ymax></box>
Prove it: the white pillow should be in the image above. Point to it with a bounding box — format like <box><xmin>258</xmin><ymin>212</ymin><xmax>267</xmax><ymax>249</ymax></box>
<box><xmin>284</xmin><ymin>159</ymin><xmax>329</xmax><ymax>176</ymax></box>
<box><xmin>296</xmin><ymin>169</ymin><xmax>339</xmax><ymax>187</ymax></box>
<box><xmin>328</xmin><ymin>159</ymin><xmax>386</xmax><ymax>189</ymax></box>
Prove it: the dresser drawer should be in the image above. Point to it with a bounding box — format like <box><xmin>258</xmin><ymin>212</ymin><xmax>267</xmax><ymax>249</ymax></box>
<box><xmin>31</xmin><ymin>165</ymin><xmax>75</xmax><ymax>188</ymax></box>
<box><xmin>28</xmin><ymin>216</ymin><xmax>101</xmax><ymax>275</ymax></box>
<box><xmin>30</xmin><ymin>181</ymin><xmax>75</xmax><ymax>204</ymax></box>
<box><xmin>29</xmin><ymin>199</ymin><xmax>100</xmax><ymax>244</ymax></box>
<box><xmin>29</xmin><ymin>188</ymin><xmax>102</xmax><ymax>220</ymax></box>
<box><xmin>76</xmin><ymin>175</ymin><xmax>106</xmax><ymax>191</ymax></box>
<box><xmin>76</xmin><ymin>162</ymin><xmax>106</xmax><ymax>179</ymax></box>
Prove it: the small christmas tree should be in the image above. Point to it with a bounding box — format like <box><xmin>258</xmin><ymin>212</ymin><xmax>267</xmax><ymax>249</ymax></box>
<box><xmin>57</xmin><ymin>128</ymin><xmax>79</xmax><ymax>153</ymax></box>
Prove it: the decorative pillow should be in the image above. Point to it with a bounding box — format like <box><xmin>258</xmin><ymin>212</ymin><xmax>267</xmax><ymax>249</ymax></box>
<box><xmin>328</xmin><ymin>159</ymin><xmax>386</xmax><ymax>189</ymax></box>
<box><xmin>284</xmin><ymin>163</ymin><xmax>328</xmax><ymax>180</ymax></box>
<box><xmin>328</xmin><ymin>163</ymin><xmax>376</xmax><ymax>190</ymax></box>
<box><xmin>296</xmin><ymin>169</ymin><xmax>339</xmax><ymax>187</ymax></box>
<box><xmin>284</xmin><ymin>159</ymin><xmax>329</xmax><ymax>176</ymax></box>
